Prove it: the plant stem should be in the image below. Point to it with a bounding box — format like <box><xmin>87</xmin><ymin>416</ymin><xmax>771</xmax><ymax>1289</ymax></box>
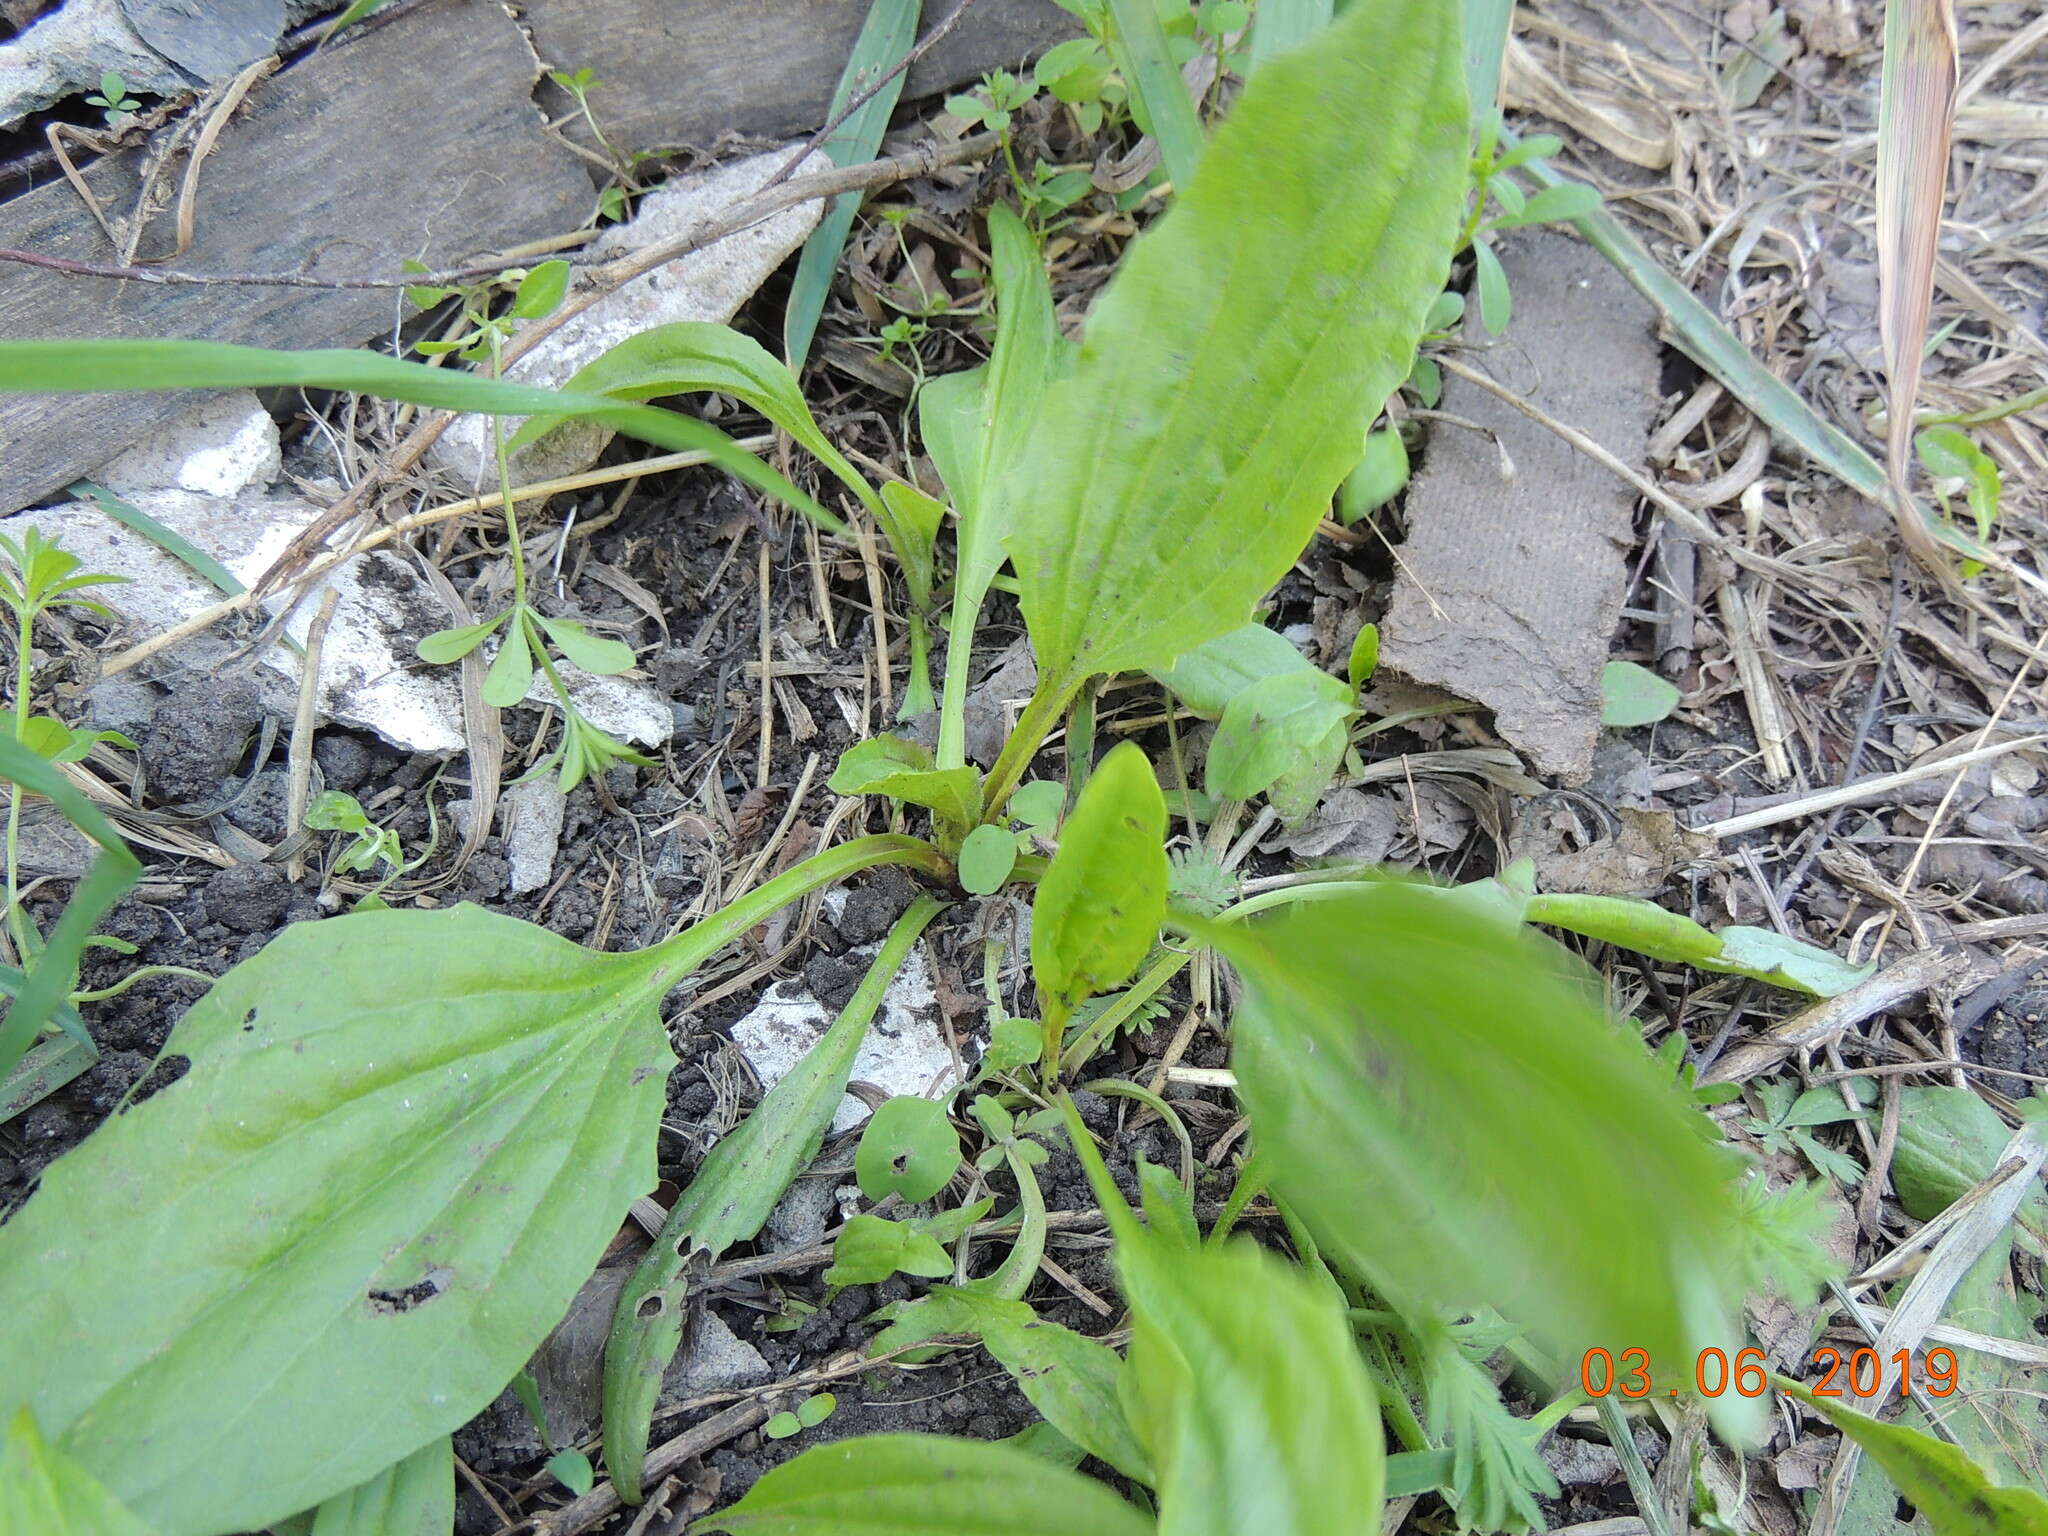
<box><xmin>487</xmin><ymin>331</ymin><xmax>529</xmax><ymax>607</ymax></box>
<box><xmin>5</xmin><ymin>600</ymin><xmax>34</xmax><ymax>962</ymax></box>
<box><xmin>981</xmin><ymin>673</ymin><xmax>1080</xmax><ymax>818</ymax></box>
<box><xmin>644</xmin><ymin>834</ymin><xmax>951</xmax><ymax>988</ymax></box>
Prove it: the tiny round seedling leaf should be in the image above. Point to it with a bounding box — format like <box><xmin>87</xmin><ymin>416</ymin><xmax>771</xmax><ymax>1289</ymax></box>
<box><xmin>1600</xmin><ymin>660</ymin><xmax>1680</xmax><ymax>727</ymax></box>
<box><xmin>957</xmin><ymin>824</ymin><xmax>1018</xmax><ymax>895</ymax></box>
<box><xmin>797</xmin><ymin>1392</ymin><xmax>836</xmax><ymax>1428</ymax></box>
<box><xmin>855</xmin><ymin>1097</ymin><xmax>960</xmax><ymax>1203</ymax></box>
<box><xmin>1339</xmin><ymin>429</ymin><xmax>1409</xmax><ymax>525</ymax></box>
<box><xmin>304</xmin><ymin>791</ymin><xmax>371</xmax><ymax>834</ymax></box>
<box><xmin>1008</xmin><ymin>779</ymin><xmax>1065</xmax><ymax>832</ymax></box>
<box><xmin>764</xmin><ymin>1412</ymin><xmax>803</xmax><ymax>1440</ymax></box>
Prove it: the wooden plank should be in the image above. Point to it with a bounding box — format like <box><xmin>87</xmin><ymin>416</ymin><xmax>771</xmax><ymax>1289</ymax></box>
<box><xmin>523</xmin><ymin>0</ymin><xmax>1078</xmax><ymax>158</ymax></box>
<box><xmin>0</xmin><ymin>1</ymin><xmax>593</xmax><ymax>516</ymax></box>
<box><xmin>1378</xmin><ymin>229</ymin><xmax>1662</xmax><ymax>784</ymax></box>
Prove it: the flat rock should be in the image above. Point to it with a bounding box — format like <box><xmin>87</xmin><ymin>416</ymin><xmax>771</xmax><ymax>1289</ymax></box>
<box><xmin>91</xmin><ymin>390</ymin><xmax>281</xmax><ymax>500</ymax></box>
<box><xmin>730</xmin><ymin>931</ymin><xmax>954</xmax><ymax>1134</ymax></box>
<box><xmin>7</xmin><ymin>491</ymin><xmax>670</xmax><ymax>754</ymax></box>
<box><xmin>430</xmin><ymin>147</ymin><xmax>831</xmax><ymax>489</ymax></box>
<box><xmin>499</xmin><ymin>779</ymin><xmax>567</xmax><ymax>894</ymax></box>
<box><xmin>1380</xmin><ymin>229</ymin><xmax>1661</xmax><ymax>784</ymax></box>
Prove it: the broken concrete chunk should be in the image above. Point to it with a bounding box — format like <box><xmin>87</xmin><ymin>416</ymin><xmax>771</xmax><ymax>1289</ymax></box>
<box><xmin>1380</xmin><ymin>229</ymin><xmax>1661</xmax><ymax>784</ymax></box>
<box><xmin>730</xmin><ymin>932</ymin><xmax>955</xmax><ymax>1134</ymax></box>
<box><xmin>499</xmin><ymin>779</ymin><xmax>567</xmax><ymax>894</ymax></box>
<box><xmin>9</xmin><ymin>490</ymin><xmax>669</xmax><ymax>755</ymax></box>
<box><xmin>431</xmin><ymin>146</ymin><xmax>832</xmax><ymax>489</ymax></box>
<box><xmin>90</xmin><ymin>391</ymin><xmax>282</xmax><ymax>501</ymax></box>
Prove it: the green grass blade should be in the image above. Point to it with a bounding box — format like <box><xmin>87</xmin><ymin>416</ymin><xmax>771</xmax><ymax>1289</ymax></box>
<box><xmin>67</xmin><ymin>480</ymin><xmax>245</xmax><ymax>597</ymax></box>
<box><xmin>1107</xmin><ymin>0</ymin><xmax>1205</xmax><ymax>191</ymax></box>
<box><xmin>784</xmin><ymin>0</ymin><xmax>923</xmax><ymax>369</ymax></box>
<box><xmin>0</xmin><ymin>339</ymin><xmax>841</xmax><ymax>534</ymax></box>
<box><xmin>0</xmin><ymin>737</ymin><xmax>140</xmax><ymax>1085</ymax></box>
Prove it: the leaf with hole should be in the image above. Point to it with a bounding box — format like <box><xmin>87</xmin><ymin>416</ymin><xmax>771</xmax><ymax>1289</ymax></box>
<box><xmin>856</xmin><ymin>1097</ymin><xmax>961</xmax><ymax>1202</ymax></box>
<box><xmin>0</xmin><ymin>905</ymin><xmax>675</xmax><ymax>1535</ymax></box>
<box><xmin>999</xmin><ymin>0</ymin><xmax>1466</xmax><ymax>697</ymax></box>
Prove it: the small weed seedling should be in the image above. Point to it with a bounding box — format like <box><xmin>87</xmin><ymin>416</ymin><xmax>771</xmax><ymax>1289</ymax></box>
<box><xmin>83</xmin><ymin>70</ymin><xmax>141</xmax><ymax>126</ymax></box>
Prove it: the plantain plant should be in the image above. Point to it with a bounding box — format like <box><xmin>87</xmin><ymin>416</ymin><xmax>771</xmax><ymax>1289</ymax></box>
<box><xmin>0</xmin><ymin>3</ymin><xmax>1903</xmax><ymax>1533</ymax></box>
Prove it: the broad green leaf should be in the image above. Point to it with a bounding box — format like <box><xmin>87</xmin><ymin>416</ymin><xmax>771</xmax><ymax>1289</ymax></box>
<box><xmin>1002</xmin><ymin>0</ymin><xmax>1466</xmax><ymax>694</ymax></box>
<box><xmin>1339</xmin><ymin>427</ymin><xmax>1410</xmax><ymax>524</ymax></box>
<box><xmin>1781</xmin><ymin>1381</ymin><xmax>2048</xmax><ymax>1536</ymax></box>
<box><xmin>697</xmin><ymin>1435</ymin><xmax>1151</xmax><ymax>1536</ymax></box>
<box><xmin>785</xmin><ymin>0</ymin><xmax>923</xmax><ymax>369</ymax></box>
<box><xmin>1599</xmin><ymin>659</ymin><xmax>1680</xmax><ymax>726</ymax></box>
<box><xmin>856</xmin><ymin>1096</ymin><xmax>961</xmax><ymax>1202</ymax></box>
<box><xmin>306</xmin><ymin>1436</ymin><xmax>452</xmax><ymax>1536</ymax></box>
<box><xmin>1248</xmin><ymin>0</ymin><xmax>1331</xmax><ymax>69</ymax></box>
<box><xmin>481</xmin><ymin>616</ymin><xmax>534</xmax><ymax>707</ymax></box>
<box><xmin>504</xmin><ymin>322</ymin><xmax>877</xmax><ymax>519</ymax></box>
<box><xmin>0</xmin><ymin>1408</ymin><xmax>152</xmax><ymax>1536</ymax></box>
<box><xmin>533</xmin><ymin>613</ymin><xmax>636</xmax><ymax>676</ymax></box>
<box><xmin>823</xmin><ymin>1214</ymin><xmax>955</xmax><ymax>1286</ymax></box>
<box><xmin>957</xmin><ymin>822</ymin><xmax>1019</xmax><ymax>895</ymax></box>
<box><xmin>1204</xmin><ymin>669</ymin><xmax>1355</xmax><ymax>802</ymax></box>
<box><xmin>1056</xmin><ymin>1099</ymin><xmax>1384</xmax><ymax>1534</ymax></box>
<box><xmin>879</xmin><ymin>1286</ymin><xmax>1152</xmax><ymax>1484</ymax></box>
<box><xmin>1149</xmin><ymin>621</ymin><xmax>1313</xmax><ymax>720</ymax></box>
<box><xmin>934</xmin><ymin>205</ymin><xmax>1065</xmax><ymax>769</ymax></box>
<box><xmin>0</xmin><ymin>338</ymin><xmax>840</xmax><ymax>535</ymax></box>
<box><xmin>1892</xmin><ymin>1086</ymin><xmax>2048</xmax><ymax>1251</ymax></box>
<box><xmin>828</xmin><ymin>736</ymin><xmax>983</xmax><ymax>830</ymax></box>
<box><xmin>0</xmin><ymin>906</ymin><xmax>675</xmax><ymax>1536</ymax></box>
<box><xmin>604</xmin><ymin>897</ymin><xmax>946</xmax><ymax>1503</ymax></box>
<box><xmin>1207</xmin><ymin>887</ymin><xmax>1771</xmax><ymax>1444</ymax></box>
<box><xmin>0</xmin><ymin>737</ymin><xmax>140</xmax><ymax>1085</ymax></box>
<box><xmin>509</xmin><ymin>259</ymin><xmax>570</xmax><ymax>320</ymax></box>
<box><xmin>305</xmin><ymin>790</ymin><xmax>372</xmax><ymax>834</ymax></box>
<box><xmin>1032</xmin><ymin>742</ymin><xmax>1168</xmax><ymax>1042</ymax></box>
<box><xmin>415</xmin><ymin>617</ymin><xmax>502</xmax><ymax>664</ymax></box>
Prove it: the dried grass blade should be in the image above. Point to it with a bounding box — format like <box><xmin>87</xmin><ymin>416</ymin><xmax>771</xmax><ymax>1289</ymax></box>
<box><xmin>1877</xmin><ymin>0</ymin><xmax>1961</xmax><ymax>569</ymax></box>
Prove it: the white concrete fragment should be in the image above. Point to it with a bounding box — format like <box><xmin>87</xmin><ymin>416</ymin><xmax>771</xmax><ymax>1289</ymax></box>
<box><xmin>730</xmin><ymin>937</ymin><xmax>954</xmax><ymax>1134</ymax></box>
<box><xmin>92</xmin><ymin>391</ymin><xmax>282</xmax><ymax>500</ymax></box>
<box><xmin>431</xmin><ymin>146</ymin><xmax>831</xmax><ymax>487</ymax></box>
<box><xmin>500</xmin><ymin>779</ymin><xmax>567</xmax><ymax>893</ymax></box>
<box><xmin>7</xmin><ymin>491</ymin><xmax>670</xmax><ymax>755</ymax></box>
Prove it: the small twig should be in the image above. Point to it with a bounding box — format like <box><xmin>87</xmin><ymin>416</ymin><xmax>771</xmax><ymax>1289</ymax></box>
<box><xmin>283</xmin><ymin>589</ymin><xmax>339</xmax><ymax>882</ymax></box>
<box><xmin>1687</xmin><ymin>733</ymin><xmax>2048</xmax><ymax>840</ymax></box>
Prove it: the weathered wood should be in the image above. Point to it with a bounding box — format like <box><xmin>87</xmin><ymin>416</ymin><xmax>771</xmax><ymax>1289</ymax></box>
<box><xmin>0</xmin><ymin>1</ymin><xmax>591</xmax><ymax>515</ymax></box>
<box><xmin>523</xmin><ymin>0</ymin><xmax>1077</xmax><ymax>158</ymax></box>
<box><xmin>0</xmin><ymin>0</ymin><xmax>1076</xmax><ymax>517</ymax></box>
<box><xmin>1379</xmin><ymin>229</ymin><xmax>1662</xmax><ymax>784</ymax></box>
